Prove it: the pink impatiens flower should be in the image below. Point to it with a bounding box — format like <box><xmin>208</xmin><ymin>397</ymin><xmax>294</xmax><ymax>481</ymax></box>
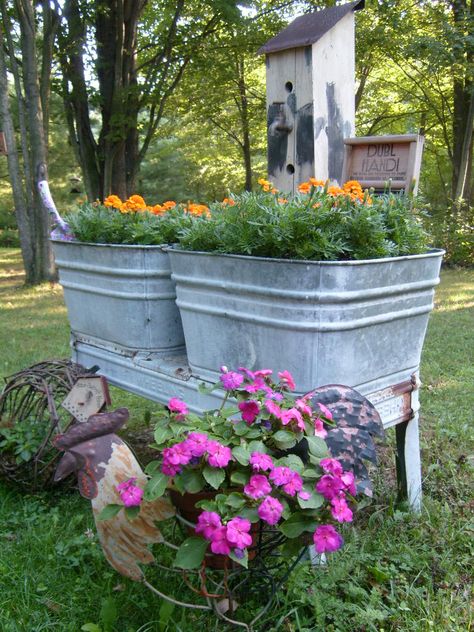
<box><xmin>313</xmin><ymin>524</ymin><xmax>344</xmax><ymax>553</ymax></box>
<box><xmin>320</xmin><ymin>458</ymin><xmax>343</xmax><ymax>477</ymax></box>
<box><xmin>168</xmin><ymin>397</ymin><xmax>189</xmax><ymax>419</ymax></box>
<box><xmin>195</xmin><ymin>511</ymin><xmax>222</xmax><ymax>539</ymax></box>
<box><xmin>314</xmin><ymin>417</ymin><xmax>328</xmax><ymax>438</ymax></box>
<box><xmin>238</xmin><ymin>400</ymin><xmax>260</xmax><ymax>424</ymax></box>
<box><xmin>316</xmin><ymin>474</ymin><xmax>344</xmax><ymax>500</ymax></box>
<box><xmin>220</xmin><ymin>370</ymin><xmax>244</xmax><ymax>390</ymax></box>
<box><xmin>245</xmin><ymin>377</ymin><xmax>272</xmax><ymax>395</ymax></box>
<box><xmin>210</xmin><ymin>526</ymin><xmax>231</xmax><ymax>555</ymax></box>
<box><xmin>249</xmin><ymin>451</ymin><xmax>273</xmax><ymax>472</ymax></box>
<box><xmin>295</xmin><ymin>397</ymin><xmax>313</xmax><ymax>416</ymax></box>
<box><xmin>244</xmin><ymin>474</ymin><xmax>272</xmax><ymax>499</ymax></box>
<box><xmin>258</xmin><ymin>496</ymin><xmax>284</xmax><ymax>525</ymax></box>
<box><xmin>206</xmin><ymin>441</ymin><xmax>232</xmax><ymax>468</ymax></box>
<box><xmin>185</xmin><ymin>432</ymin><xmax>209</xmax><ymax>457</ymax></box>
<box><xmin>281</xmin><ymin>407</ymin><xmax>305</xmax><ymax>431</ymax></box>
<box><xmin>278</xmin><ymin>370</ymin><xmax>296</xmax><ymax>390</ymax></box>
<box><xmin>226</xmin><ymin>517</ymin><xmax>253</xmax><ymax>549</ymax></box>
<box><xmin>269</xmin><ymin>465</ymin><xmax>293</xmax><ymax>487</ymax></box>
<box><xmin>265</xmin><ymin>399</ymin><xmax>282</xmax><ymax>418</ymax></box>
<box><xmin>282</xmin><ymin>471</ymin><xmax>303</xmax><ymax>496</ymax></box>
<box><xmin>330</xmin><ymin>495</ymin><xmax>353</xmax><ymax>523</ymax></box>
<box><xmin>341</xmin><ymin>470</ymin><xmax>357</xmax><ymax>495</ymax></box>
<box><xmin>316</xmin><ymin>403</ymin><xmax>333</xmax><ymax>420</ymax></box>
<box><xmin>116</xmin><ymin>478</ymin><xmax>144</xmax><ymax>507</ymax></box>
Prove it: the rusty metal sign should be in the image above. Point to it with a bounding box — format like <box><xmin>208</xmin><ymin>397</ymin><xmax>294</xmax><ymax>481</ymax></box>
<box><xmin>0</xmin><ymin>132</ymin><xmax>7</xmax><ymax>156</ymax></box>
<box><xmin>62</xmin><ymin>375</ymin><xmax>111</xmax><ymax>422</ymax></box>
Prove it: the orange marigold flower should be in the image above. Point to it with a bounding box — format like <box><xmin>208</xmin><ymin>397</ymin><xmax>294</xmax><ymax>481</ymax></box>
<box><xmin>123</xmin><ymin>194</ymin><xmax>147</xmax><ymax>212</ymax></box>
<box><xmin>258</xmin><ymin>177</ymin><xmax>274</xmax><ymax>192</ymax></box>
<box><xmin>270</xmin><ymin>187</ymin><xmax>278</xmax><ymax>194</ymax></box>
<box><xmin>187</xmin><ymin>203</ymin><xmax>210</xmax><ymax>217</ymax></box>
<box><xmin>103</xmin><ymin>194</ymin><xmax>123</xmax><ymax>209</ymax></box>
<box><xmin>163</xmin><ymin>200</ymin><xmax>176</xmax><ymax>210</ymax></box>
<box><xmin>278</xmin><ymin>197</ymin><xmax>288</xmax><ymax>204</ymax></box>
<box><xmin>222</xmin><ymin>198</ymin><xmax>236</xmax><ymax>206</ymax></box>
<box><xmin>309</xmin><ymin>178</ymin><xmax>326</xmax><ymax>188</ymax></box>
<box><xmin>327</xmin><ymin>186</ymin><xmax>345</xmax><ymax>197</ymax></box>
<box><xmin>151</xmin><ymin>204</ymin><xmax>165</xmax><ymax>215</ymax></box>
<box><xmin>313</xmin><ymin>202</ymin><xmax>321</xmax><ymax>209</ymax></box>
<box><xmin>298</xmin><ymin>182</ymin><xmax>311</xmax><ymax>194</ymax></box>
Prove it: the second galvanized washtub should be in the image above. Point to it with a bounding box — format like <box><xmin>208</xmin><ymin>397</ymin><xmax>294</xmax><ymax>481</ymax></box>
<box><xmin>52</xmin><ymin>240</ymin><xmax>185</xmax><ymax>353</ymax></box>
<box><xmin>168</xmin><ymin>248</ymin><xmax>444</xmax><ymax>393</ymax></box>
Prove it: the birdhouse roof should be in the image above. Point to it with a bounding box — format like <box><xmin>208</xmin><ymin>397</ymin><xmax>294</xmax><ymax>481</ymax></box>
<box><xmin>257</xmin><ymin>0</ymin><xmax>365</xmax><ymax>55</ymax></box>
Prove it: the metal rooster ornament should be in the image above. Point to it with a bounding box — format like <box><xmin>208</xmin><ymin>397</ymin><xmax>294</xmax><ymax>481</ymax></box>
<box><xmin>53</xmin><ymin>407</ymin><xmax>175</xmax><ymax>581</ymax></box>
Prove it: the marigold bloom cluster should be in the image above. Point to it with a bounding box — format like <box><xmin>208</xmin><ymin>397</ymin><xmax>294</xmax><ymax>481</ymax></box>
<box><xmin>296</xmin><ymin>178</ymin><xmax>371</xmax><ymax>204</ymax></box>
<box><xmin>102</xmin><ymin>194</ymin><xmax>210</xmax><ymax>216</ymax></box>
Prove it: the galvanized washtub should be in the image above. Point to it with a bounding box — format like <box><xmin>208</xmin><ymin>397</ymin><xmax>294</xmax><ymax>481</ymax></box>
<box><xmin>52</xmin><ymin>240</ymin><xmax>185</xmax><ymax>353</ymax></box>
<box><xmin>168</xmin><ymin>248</ymin><xmax>444</xmax><ymax>394</ymax></box>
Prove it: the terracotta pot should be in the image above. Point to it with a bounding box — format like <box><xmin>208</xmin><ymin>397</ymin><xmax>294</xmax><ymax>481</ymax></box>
<box><xmin>169</xmin><ymin>489</ymin><xmax>260</xmax><ymax>570</ymax></box>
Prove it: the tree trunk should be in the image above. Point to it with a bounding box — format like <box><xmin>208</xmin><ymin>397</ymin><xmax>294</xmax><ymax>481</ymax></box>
<box><xmin>15</xmin><ymin>0</ymin><xmax>55</xmax><ymax>282</ymax></box>
<box><xmin>0</xmin><ymin>27</ymin><xmax>35</xmax><ymax>281</ymax></box>
<box><xmin>237</xmin><ymin>57</ymin><xmax>252</xmax><ymax>192</ymax></box>
<box><xmin>451</xmin><ymin>0</ymin><xmax>473</xmax><ymax>200</ymax></box>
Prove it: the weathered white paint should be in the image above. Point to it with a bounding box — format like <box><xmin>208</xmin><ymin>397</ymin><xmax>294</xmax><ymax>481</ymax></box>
<box><xmin>265</xmin><ymin>11</ymin><xmax>356</xmax><ymax>192</ymax></box>
<box><xmin>311</xmin><ymin>11</ymin><xmax>355</xmax><ymax>183</ymax></box>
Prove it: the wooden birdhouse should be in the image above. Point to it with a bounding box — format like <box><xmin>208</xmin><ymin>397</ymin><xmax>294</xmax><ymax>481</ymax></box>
<box><xmin>259</xmin><ymin>0</ymin><xmax>364</xmax><ymax>193</ymax></box>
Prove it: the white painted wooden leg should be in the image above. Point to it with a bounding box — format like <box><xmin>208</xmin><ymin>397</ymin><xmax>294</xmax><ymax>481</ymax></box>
<box><xmin>404</xmin><ymin>411</ymin><xmax>422</xmax><ymax>512</ymax></box>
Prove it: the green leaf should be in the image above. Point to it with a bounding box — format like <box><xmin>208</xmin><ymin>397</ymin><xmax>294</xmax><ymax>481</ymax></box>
<box><xmin>198</xmin><ymin>382</ymin><xmax>219</xmax><ymax>394</ymax></box>
<box><xmin>173</xmin><ymin>475</ymin><xmax>186</xmax><ymax>494</ymax></box>
<box><xmin>97</xmin><ymin>504</ymin><xmax>123</xmax><ymax>521</ymax></box>
<box><xmin>202</xmin><ymin>465</ymin><xmax>226</xmax><ymax>490</ymax></box>
<box><xmin>247</xmin><ymin>440</ymin><xmax>267</xmax><ymax>453</ymax></box>
<box><xmin>276</xmin><ymin>454</ymin><xmax>305</xmax><ymax>473</ymax></box>
<box><xmin>173</xmin><ymin>536</ymin><xmax>209</xmax><ymax>569</ymax></box>
<box><xmin>154</xmin><ymin>426</ymin><xmax>172</xmax><ymax>444</ymax></box>
<box><xmin>230</xmin><ymin>470</ymin><xmax>250</xmax><ymax>486</ymax></box>
<box><xmin>225</xmin><ymin>492</ymin><xmax>247</xmax><ymax>509</ymax></box>
<box><xmin>81</xmin><ymin>625</ymin><xmax>102</xmax><ymax>632</ymax></box>
<box><xmin>279</xmin><ymin>512</ymin><xmax>317</xmax><ymax>538</ymax></box>
<box><xmin>234</xmin><ymin>421</ymin><xmax>251</xmax><ymax>436</ymax></box>
<box><xmin>144</xmin><ymin>472</ymin><xmax>169</xmax><ymax>501</ymax></box>
<box><xmin>302</xmin><ymin>468</ymin><xmax>319</xmax><ymax>479</ymax></box>
<box><xmin>297</xmin><ymin>490</ymin><xmax>324</xmax><ymax>510</ymax></box>
<box><xmin>273</xmin><ymin>430</ymin><xmax>297</xmax><ymax>449</ymax></box>
<box><xmin>238</xmin><ymin>507</ymin><xmax>260</xmax><ymax>523</ymax></box>
<box><xmin>100</xmin><ymin>596</ymin><xmax>117</xmax><ymax>632</ymax></box>
<box><xmin>125</xmin><ymin>505</ymin><xmax>141</xmax><ymax>521</ymax></box>
<box><xmin>306</xmin><ymin>436</ymin><xmax>329</xmax><ymax>458</ymax></box>
<box><xmin>181</xmin><ymin>469</ymin><xmax>206</xmax><ymax>493</ymax></box>
<box><xmin>232</xmin><ymin>445</ymin><xmax>250</xmax><ymax>465</ymax></box>
<box><xmin>144</xmin><ymin>460</ymin><xmax>161</xmax><ymax>476</ymax></box>
<box><xmin>229</xmin><ymin>547</ymin><xmax>248</xmax><ymax>568</ymax></box>
<box><xmin>195</xmin><ymin>499</ymin><xmax>218</xmax><ymax>512</ymax></box>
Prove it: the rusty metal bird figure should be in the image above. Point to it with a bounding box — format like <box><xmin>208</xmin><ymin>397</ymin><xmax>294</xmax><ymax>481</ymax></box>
<box><xmin>53</xmin><ymin>407</ymin><xmax>175</xmax><ymax>581</ymax></box>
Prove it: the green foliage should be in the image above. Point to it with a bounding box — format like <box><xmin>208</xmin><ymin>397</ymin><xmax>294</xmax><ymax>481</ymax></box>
<box><xmin>65</xmin><ymin>203</ymin><xmax>194</xmax><ymax>246</ymax></box>
<box><xmin>178</xmin><ymin>187</ymin><xmax>430</xmax><ymax>260</ymax></box>
<box><xmin>0</xmin><ymin>418</ymin><xmax>47</xmax><ymax>464</ymax></box>
<box><xmin>424</xmin><ymin>202</ymin><xmax>474</xmax><ymax>265</ymax></box>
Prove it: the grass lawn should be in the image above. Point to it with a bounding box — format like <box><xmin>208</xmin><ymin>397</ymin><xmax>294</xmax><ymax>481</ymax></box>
<box><xmin>0</xmin><ymin>248</ymin><xmax>473</xmax><ymax>631</ymax></box>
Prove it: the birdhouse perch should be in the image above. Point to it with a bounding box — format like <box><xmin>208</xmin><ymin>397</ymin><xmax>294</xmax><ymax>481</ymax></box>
<box><xmin>259</xmin><ymin>0</ymin><xmax>364</xmax><ymax>193</ymax></box>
